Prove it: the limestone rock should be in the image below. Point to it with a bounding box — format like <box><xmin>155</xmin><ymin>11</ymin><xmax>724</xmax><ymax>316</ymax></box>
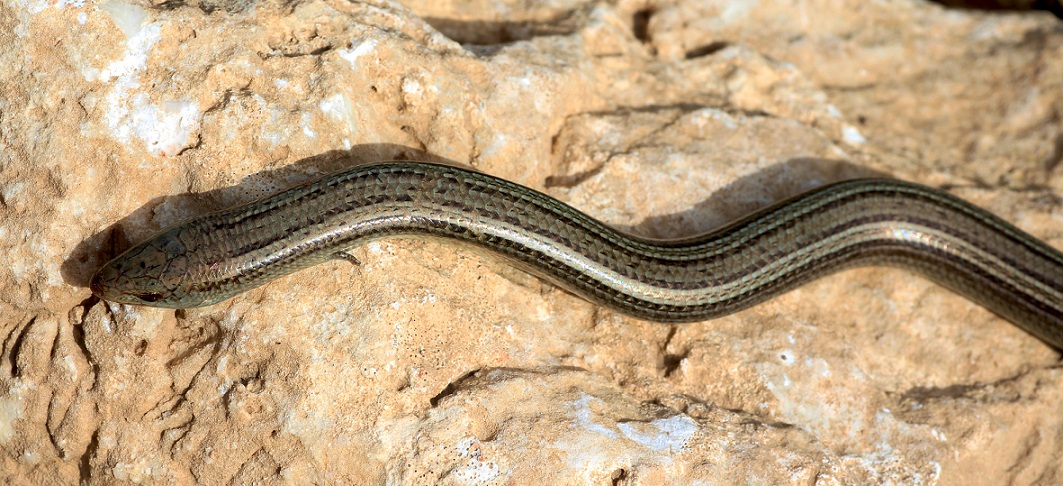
<box><xmin>1</xmin><ymin>0</ymin><xmax>1062</xmax><ymax>483</ymax></box>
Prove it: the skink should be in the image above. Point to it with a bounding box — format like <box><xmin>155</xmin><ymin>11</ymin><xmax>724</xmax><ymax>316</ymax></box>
<box><xmin>90</xmin><ymin>162</ymin><xmax>1063</xmax><ymax>349</ymax></box>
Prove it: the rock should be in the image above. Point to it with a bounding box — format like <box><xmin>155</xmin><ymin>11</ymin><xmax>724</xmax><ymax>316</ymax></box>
<box><xmin>1</xmin><ymin>0</ymin><xmax>1062</xmax><ymax>483</ymax></box>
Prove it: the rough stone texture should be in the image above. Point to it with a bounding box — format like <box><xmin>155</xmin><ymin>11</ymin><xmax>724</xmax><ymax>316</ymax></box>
<box><xmin>1</xmin><ymin>0</ymin><xmax>1062</xmax><ymax>483</ymax></box>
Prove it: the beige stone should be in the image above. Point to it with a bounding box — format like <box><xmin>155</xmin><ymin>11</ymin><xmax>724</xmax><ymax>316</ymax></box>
<box><xmin>1</xmin><ymin>0</ymin><xmax>1062</xmax><ymax>483</ymax></box>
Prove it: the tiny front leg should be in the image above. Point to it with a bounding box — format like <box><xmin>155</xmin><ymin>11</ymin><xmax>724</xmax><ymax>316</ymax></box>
<box><xmin>333</xmin><ymin>252</ymin><xmax>361</xmax><ymax>265</ymax></box>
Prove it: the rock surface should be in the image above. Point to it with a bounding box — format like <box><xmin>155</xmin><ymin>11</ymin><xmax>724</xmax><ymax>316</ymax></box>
<box><xmin>2</xmin><ymin>0</ymin><xmax>1063</xmax><ymax>483</ymax></box>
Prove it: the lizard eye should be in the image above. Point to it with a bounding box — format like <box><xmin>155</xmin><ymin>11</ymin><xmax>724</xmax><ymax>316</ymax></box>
<box><xmin>135</xmin><ymin>291</ymin><xmax>164</xmax><ymax>303</ymax></box>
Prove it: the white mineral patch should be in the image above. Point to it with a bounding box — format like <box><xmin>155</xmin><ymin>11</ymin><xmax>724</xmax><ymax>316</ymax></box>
<box><xmin>0</xmin><ymin>382</ymin><xmax>28</xmax><ymax>443</ymax></box>
<box><xmin>128</xmin><ymin>97</ymin><xmax>202</xmax><ymax>156</ymax></box>
<box><xmin>99</xmin><ymin>0</ymin><xmax>148</xmax><ymax>38</ymax></box>
<box><xmin>339</xmin><ymin>38</ymin><xmax>378</xmax><ymax>69</ymax></box>
<box><xmin>842</xmin><ymin>125</ymin><xmax>867</xmax><ymax>145</ymax></box>
<box><xmin>320</xmin><ymin>93</ymin><xmax>357</xmax><ymax>146</ymax></box>
<box><xmin>617</xmin><ymin>415</ymin><xmax>698</xmax><ymax>452</ymax></box>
